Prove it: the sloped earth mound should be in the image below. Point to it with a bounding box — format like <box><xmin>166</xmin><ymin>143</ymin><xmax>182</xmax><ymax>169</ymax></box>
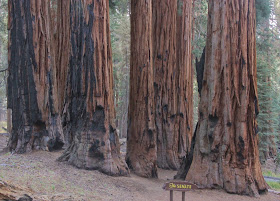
<box><xmin>0</xmin><ymin>134</ymin><xmax>279</xmax><ymax>201</ymax></box>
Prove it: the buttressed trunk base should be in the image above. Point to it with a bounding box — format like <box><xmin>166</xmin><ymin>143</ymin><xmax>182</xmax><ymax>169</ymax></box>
<box><xmin>58</xmin><ymin>0</ymin><xmax>129</xmax><ymax>176</ymax></box>
<box><xmin>183</xmin><ymin>0</ymin><xmax>267</xmax><ymax>197</ymax></box>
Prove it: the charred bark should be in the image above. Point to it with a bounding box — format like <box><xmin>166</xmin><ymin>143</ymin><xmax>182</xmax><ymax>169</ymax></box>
<box><xmin>195</xmin><ymin>47</ymin><xmax>205</xmax><ymax>96</ymax></box>
<box><xmin>182</xmin><ymin>0</ymin><xmax>267</xmax><ymax>197</ymax></box>
<box><xmin>152</xmin><ymin>0</ymin><xmax>193</xmax><ymax>170</ymax></box>
<box><xmin>7</xmin><ymin>0</ymin><xmax>64</xmax><ymax>153</ymax></box>
<box><xmin>174</xmin><ymin>123</ymin><xmax>197</xmax><ymax>180</ymax></box>
<box><xmin>58</xmin><ymin>0</ymin><xmax>129</xmax><ymax>176</ymax></box>
<box><xmin>126</xmin><ymin>0</ymin><xmax>157</xmax><ymax>178</ymax></box>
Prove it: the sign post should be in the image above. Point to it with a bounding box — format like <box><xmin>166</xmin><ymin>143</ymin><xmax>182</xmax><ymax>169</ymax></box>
<box><xmin>163</xmin><ymin>181</ymin><xmax>199</xmax><ymax>201</ymax></box>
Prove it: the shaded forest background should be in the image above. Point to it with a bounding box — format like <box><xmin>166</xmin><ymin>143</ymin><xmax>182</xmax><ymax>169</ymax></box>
<box><xmin>0</xmin><ymin>0</ymin><xmax>279</xmax><ymax>166</ymax></box>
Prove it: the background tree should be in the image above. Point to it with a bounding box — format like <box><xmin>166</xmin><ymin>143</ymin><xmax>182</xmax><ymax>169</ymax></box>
<box><xmin>58</xmin><ymin>0</ymin><xmax>129</xmax><ymax>176</ymax></box>
<box><xmin>182</xmin><ymin>0</ymin><xmax>267</xmax><ymax>196</ymax></box>
<box><xmin>126</xmin><ymin>0</ymin><xmax>157</xmax><ymax>178</ymax></box>
<box><xmin>7</xmin><ymin>0</ymin><xmax>64</xmax><ymax>153</ymax></box>
<box><xmin>256</xmin><ymin>0</ymin><xmax>280</xmax><ymax>164</ymax></box>
<box><xmin>0</xmin><ymin>0</ymin><xmax>9</xmax><ymax>132</ymax></box>
<box><xmin>109</xmin><ymin>0</ymin><xmax>130</xmax><ymax>138</ymax></box>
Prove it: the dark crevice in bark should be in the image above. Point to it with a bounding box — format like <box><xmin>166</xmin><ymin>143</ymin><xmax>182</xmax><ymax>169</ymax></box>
<box><xmin>195</xmin><ymin>47</ymin><xmax>205</xmax><ymax>96</ymax></box>
<box><xmin>174</xmin><ymin>123</ymin><xmax>197</xmax><ymax>180</ymax></box>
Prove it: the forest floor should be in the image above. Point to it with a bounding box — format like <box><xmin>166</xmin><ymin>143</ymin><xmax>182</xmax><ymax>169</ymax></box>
<box><xmin>0</xmin><ymin>134</ymin><xmax>279</xmax><ymax>201</ymax></box>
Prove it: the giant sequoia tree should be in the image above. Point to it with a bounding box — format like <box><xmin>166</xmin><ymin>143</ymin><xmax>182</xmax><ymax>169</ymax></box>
<box><xmin>58</xmin><ymin>0</ymin><xmax>129</xmax><ymax>176</ymax></box>
<box><xmin>7</xmin><ymin>0</ymin><xmax>63</xmax><ymax>153</ymax></box>
<box><xmin>126</xmin><ymin>0</ymin><xmax>157</xmax><ymax>178</ymax></box>
<box><xmin>181</xmin><ymin>0</ymin><xmax>267</xmax><ymax>197</ymax></box>
<box><xmin>152</xmin><ymin>0</ymin><xmax>193</xmax><ymax>170</ymax></box>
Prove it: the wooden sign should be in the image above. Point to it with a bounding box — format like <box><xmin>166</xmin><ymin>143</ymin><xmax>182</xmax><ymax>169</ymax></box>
<box><xmin>163</xmin><ymin>181</ymin><xmax>198</xmax><ymax>191</ymax></box>
<box><xmin>163</xmin><ymin>181</ymin><xmax>199</xmax><ymax>201</ymax></box>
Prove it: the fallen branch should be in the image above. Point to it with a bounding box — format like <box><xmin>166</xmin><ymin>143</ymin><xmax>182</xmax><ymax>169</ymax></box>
<box><xmin>0</xmin><ymin>180</ymin><xmax>33</xmax><ymax>201</ymax></box>
<box><xmin>0</xmin><ymin>68</ymin><xmax>8</xmax><ymax>73</ymax></box>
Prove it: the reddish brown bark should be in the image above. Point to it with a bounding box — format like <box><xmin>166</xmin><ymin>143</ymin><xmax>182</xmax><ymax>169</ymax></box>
<box><xmin>126</xmin><ymin>0</ymin><xmax>157</xmax><ymax>178</ymax></box>
<box><xmin>7</xmin><ymin>0</ymin><xmax>64</xmax><ymax>153</ymax></box>
<box><xmin>55</xmin><ymin>0</ymin><xmax>70</xmax><ymax>114</ymax></box>
<box><xmin>182</xmin><ymin>0</ymin><xmax>267</xmax><ymax>196</ymax></box>
<box><xmin>175</xmin><ymin>0</ymin><xmax>193</xmax><ymax>168</ymax></box>
<box><xmin>54</xmin><ymin>0</ymin><xmax>71</xmax><ymax>146</ymax></box>
<box><xmin>152</xmin><ymin>0</ymin><xmax>193</xmax><ymax>170</ymax></box>
<box><xmin>58</xmin><ymin>0</ymin><xmax>129</xmax><ymax>176</ymax></box>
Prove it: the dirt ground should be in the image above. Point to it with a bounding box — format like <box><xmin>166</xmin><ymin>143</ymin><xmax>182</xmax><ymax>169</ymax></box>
<box><xmin>0</xmin><ymin>134</ymin><xmax>279</xmax><ymax>201</ymax></box>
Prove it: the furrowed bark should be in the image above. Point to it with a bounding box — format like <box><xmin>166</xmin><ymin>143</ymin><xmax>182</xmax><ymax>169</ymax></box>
<box><xmin>55</xmin><ymin>0</ymin><xmax>71</xmax><ymax>147</ymax></box>
<box><xmin>176</xmin><ymin>0</ymin><xmax>193</xmax><ymax>168</ymax></box>
<box><xmin>152</xmin><ymin>0</ymin><xmax>193</xmax><ymax>170</ymax></box>
<box><xmin>7</xmin><ymin>0</ymin><xmax>64</xmax><ymax>153</ymax></box>
<box><xmin>58</xmin><ymin>0</ymin><xmax>129</xmax><ymax>176</ymax></box>
<box><xmin>183</xmin><ymin>0</ymin><xmax>267</xmax><ymax>197</ymax></box>
<box><xmin>126</xmin><ymin>0</ymin><xmax>157</xmax><ymax>178</ymax></box>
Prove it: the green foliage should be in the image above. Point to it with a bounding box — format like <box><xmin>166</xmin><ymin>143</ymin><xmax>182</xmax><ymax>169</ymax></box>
<box><xmin>0</xmin><ymin>0</ymin><xmax>8</xmax><ymax>110</ymax></box>
<box><xmin>267</xmin><ymin>181</ymin><xmax>280</xmax><ymax>190</ymax></box>
<box><xmin>109</xmin><ymin>0</ymin><xmax>130</xmax><ymax>137</ymax></box>
<box><xmin>193</xmin><ymin>0</ymin><xmax>208</xmax><ymax>59</ymax></box>
<box><xmin>109</xmin><ymin>0</ymin><xmax>130</xmax><ymax>14</ymax></box>
<box><xmin>256</xmin><ymin>0</ymin><xmax>280</xmax><ymax>164</ymax></box>
<box><xmin>256</xmin><ymin>0</ymin><xmax>272</xmax><ymax>25</ymax></box>
<box><xmin>263</xmin><ymin>170</ymin><xmax>280</xmax><ymax>178</ymax></box>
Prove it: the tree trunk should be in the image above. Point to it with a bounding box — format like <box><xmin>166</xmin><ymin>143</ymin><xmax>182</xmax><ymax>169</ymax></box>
<box><xmin>7</xmin><ymin>0</ymin><xmax>64</xmax><ymax>153</ymax></box>
<box><xmin>152</xmin><ymin>0</ymin><xmax>193</xmax><ymax>170</ymax></box>
<box><xmin>152</xmin><ymin>0</ymin><xmax>177</xmax><ymax>170</ymax></box>
<box><xmin>126</xmin><ymin>0</ymin><xmax>157</xmax><ymax>178</ymax></box>
<box><xmin>58</xmin><ymin>0</ymin><xmax>129</xmax><ymax>176</ymax></box>
<box><xmin>182</xmin><ymin>0</ymin><xmax>267</xmax><ymax>197</ymax></box>
<box><xmin>257</xmin><ymin>20</ymin><xmax>277</xmax><ymax>162</ymax></box>
<box><xmin>175</xmin><ymin>0</ymin><xmax>193</xmax><ymax>168</ymax></box>
<box><xmin>55</xmin><ymin>0</ymin><xmax>71</xmax><ymax>147</ymax></box>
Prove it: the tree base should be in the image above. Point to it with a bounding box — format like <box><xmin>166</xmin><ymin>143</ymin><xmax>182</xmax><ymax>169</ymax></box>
<box><xmin>185</xmin><ymin>153</ymin><xmax>268</xmax><ymax>197</ymax></box>
<box><xmin>58</xmin><ymin>133</ymin><xmax>129</xmax><ymax>177</ymax></box>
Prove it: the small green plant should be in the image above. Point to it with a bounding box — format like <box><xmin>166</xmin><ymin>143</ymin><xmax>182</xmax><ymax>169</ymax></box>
<box><xmin>267</xmin><ymin>181</ymin><xmax>280</xmax><ymax>191</ymax></box>
<box><xmin>263</xmin><ymin>170</ymin><xmax>280</xmax><ymax>178</ymax></box>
